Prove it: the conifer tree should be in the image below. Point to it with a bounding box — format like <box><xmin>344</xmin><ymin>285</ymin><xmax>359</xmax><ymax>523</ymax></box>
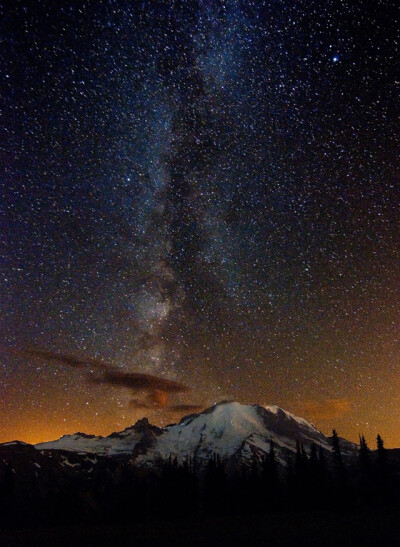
<box><xmin>331</xmin><ymin>429</ymin><xmax>346</xmax><ymax>479</ymax></box>
<box><xmin>358</xmin><ymin>434</ymin><xmax>370</xmax><ymax>469</ymax></box>
<box><xmin>331</xmin><ymin>429</ymin><xmax>347</xmax><ymax>507</ymax></box>
<box><xmin>293</xmin><ymin>441</ymin><xmax>307</xmax><ymax>505</ymax></box>
<box><xmin>0</xmin><ymin>463</ymin><xmax>15</xmax><ymax>526</ymax></box>
<box><xmin>331</xmin><ymin>429</ymin><xmax>342</xmax><ymax>465</ymax></box>
<box><xmin>262</xmin><ymin>439</ymin><xmax>279</xmax><ymax>509</ymax></box>
<box><xmin>357</xmin><ymin>434</ymin><xmax>372</xmax><ymax>506</ymax></box>
<box><xmin>376</xmin><ymin>434</ymin><xmax>386</xmax><ymax>466</ymax></box>
<box><xmin>269</xmin><ymin>439</ymin><xmax>276</xmax><ymax>471</ymax></box>
<box><xmin>204</xmin><ymin>452</ymin><xmax>227</xmax><ymax>516</ymax></box>
<box><xmin>310</xmin><ymin>442</ymin><xmax>318</xmax><ymax>467</ymax></box>
<box><xmin>318</xmin><ymin>444</ymin><xmax>326</xmax><ymax>475</ymax></box>
<box><xmin>375</xmin><ymin>433</ymin><xmax>391</xmax><ymax>506</ymax></box>
<box><xmin>295</xmin><ymin>440</ymin><xmax>302</xmax><ymax>476</ymax></box>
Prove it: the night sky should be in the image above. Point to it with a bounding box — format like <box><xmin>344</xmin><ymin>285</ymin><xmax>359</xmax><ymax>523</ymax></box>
<box><xmin>2</xmin><ymin>0</ymin><xmax>400</xmax><ymax>447</ymax></box>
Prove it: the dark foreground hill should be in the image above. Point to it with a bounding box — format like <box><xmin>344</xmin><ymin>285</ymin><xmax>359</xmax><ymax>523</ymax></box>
<box><xmin>1</xmin><ymin>511</ymin><xmax>400</xmax><ymax>547</ymax></box>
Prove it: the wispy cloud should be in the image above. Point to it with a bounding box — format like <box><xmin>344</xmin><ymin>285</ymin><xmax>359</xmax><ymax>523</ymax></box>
<box><xmin>128</xmin><ymin>399</ymin><xmax>204</xmax><ymax>413</ymax></box>
<box><xmin>168</xmin><ymin>404</ymin><xmax>204</xmax><ymax>413</ymax></box>
<box><xmin>293</xmin><ymin>398</ymin><xmax>352</xmax><ymax>421</ymax></box>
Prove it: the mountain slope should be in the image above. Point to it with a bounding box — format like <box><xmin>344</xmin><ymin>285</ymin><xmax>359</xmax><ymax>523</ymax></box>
<box><xmin>35</xmin><ymin>418</ymin><xmax>161</xmax><ymax>457</ymax></box>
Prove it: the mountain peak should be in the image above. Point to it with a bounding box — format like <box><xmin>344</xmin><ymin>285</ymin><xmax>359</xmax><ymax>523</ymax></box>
<box><xmin>134</xmin><ymin>417</ymin><xmax>150</xmax><ymax>428</ymax></box>
<box><xmin>67</xmin><ymin>432</ymin><xmax>97</xmax><ymax>439</ymax></box>
<box><xmin>1</xmin><ymin>440</ymin><xmax>30</xmax><ymax>447</ymax></box>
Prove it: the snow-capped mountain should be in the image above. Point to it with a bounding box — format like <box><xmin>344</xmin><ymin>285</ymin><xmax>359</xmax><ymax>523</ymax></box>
<box><xmin>35</xmin><ymin>417</ymin><xmax>161</xmax><ymax>457</ymax></box>
<box><xmin>33</xmin><ymin>401</ymin><xmax>357</xmax><ymax>466</ymax></box>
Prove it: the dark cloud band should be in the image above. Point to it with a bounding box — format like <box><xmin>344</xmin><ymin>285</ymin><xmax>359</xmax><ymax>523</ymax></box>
<box><xmin>22</xmin><ymin>348</ymin><xmax>109</xmax><ymax>371</ymax></box>
<box><xmin>90</xmin><ymin>369</ymin><xmax>190</xmax><ymax>394</ymax></box>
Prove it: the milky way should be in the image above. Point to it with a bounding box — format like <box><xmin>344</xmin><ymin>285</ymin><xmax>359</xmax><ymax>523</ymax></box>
<box><xmin>1</xmin><ymin>1</ymin><xmax>400</xmax><ymax>446</ymax></box>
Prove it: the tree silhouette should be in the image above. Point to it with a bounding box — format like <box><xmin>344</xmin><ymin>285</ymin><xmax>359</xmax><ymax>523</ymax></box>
<box><xmin>358</xmin><ymin>435</ymin><xmax>370</xmax><ymax>469</ymax></box>
<box><xmin>357</xmin><ymin>434</ymin><xmax>371</xmax><ymax>505</ymax></box>
<box><xmin>376</xmin><ymin>434</ymin><xmax>386</xmax><ymax>466</ymax></box>
<box><xmin>0</xmin><ymin>463</ymin><xmax>15</xmax><ymax>526</ymax></box>
<box><xmin>331</xmin><ymin>429</ymin><xmax>345</xmax><ymax>478</ymax></box>
<box><xmin>331</xmin><ymin>429</ymin><xmax>348</xmax><ymax>509</ymax></box>
<box><xmin>261</xmin><ymin>439</ymin><xmax>280</xmax><ymax>509</ymax></box>
<box><xmin>158</xmin><ymin>454</ymin><xmax>198</xmax><ymax>518</ymax></box>
<box><xmin>204</xmin><ymin>453</ymin><xmax>228</xmax><ymax>516</ymax></box>
<box><xmin>375</xmin><ymin>433</ymin><xmax>393</xmax><ymax>506</ymax></box>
